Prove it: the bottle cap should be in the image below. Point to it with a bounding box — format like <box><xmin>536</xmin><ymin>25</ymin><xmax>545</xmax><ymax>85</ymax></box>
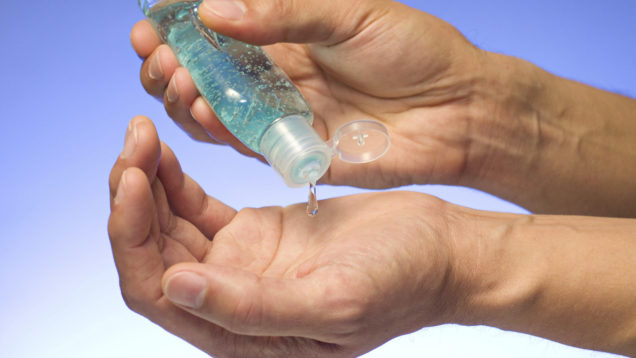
<box><xmin>260</xmin><ymin>115</ymin><xmax>332</xmax><ymax>187</ymax></box>
<box><xmin>329</xmin><ymin>120</ymin><xmax>390</xmax><ymax>163</ymax></box>
<box><xmin>260</xmin><ymin>117</ymin><xmax>390</xmax><ymax>187</ymax></box>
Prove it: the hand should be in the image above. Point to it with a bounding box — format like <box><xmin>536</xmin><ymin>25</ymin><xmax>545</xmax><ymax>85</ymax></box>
<box><xmin>131</xmin><ymin>0</ymin><xmax>486</xmax><ymax>189</ymax></box>
<box><xmin>108</xmin><ymin>116</ymin><xmax>456</xmax><ymax>357</ymax></box>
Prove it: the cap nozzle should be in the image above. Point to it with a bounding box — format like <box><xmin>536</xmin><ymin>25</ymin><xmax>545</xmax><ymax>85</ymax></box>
<box><xmin>260</xmin><ymin>115</ymin><xmax>332</xmax><ymax>187</ymax></box>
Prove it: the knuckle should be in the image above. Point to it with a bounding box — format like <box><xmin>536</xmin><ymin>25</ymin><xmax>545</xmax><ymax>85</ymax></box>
<box><xmin>268</xmin><ymin>0</ymin><xmax>297</xmax><ymax>41</ymax></box>
<box><xmin>119</xmin><ymin>282</ymin><xmax>157</xmax><ymax>317</ymax></box>
<box><xmin>235</xmin><ymin>207</ymin><xmax>261</xmax><ymax>221</ymax></box>
<box><xmin>108</xmin><ymin>171</ymin><xmax>120</xmax><ymax>199</ymax></box>
<box><xmin>163</xmin><ymin>95</ymin><xmax>181</xmax><ymax>117</ymax></box>
<box><xmin>120</xmin><ymin>287</ymin><xmax>145</xmax><ymax>313</ymax></box>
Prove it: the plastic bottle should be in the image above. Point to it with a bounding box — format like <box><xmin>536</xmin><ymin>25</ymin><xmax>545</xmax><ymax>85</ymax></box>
<box><xmin>140</xmin><ymin>0</ymin><xmax>389</xmax><ymax>187</ymax></box>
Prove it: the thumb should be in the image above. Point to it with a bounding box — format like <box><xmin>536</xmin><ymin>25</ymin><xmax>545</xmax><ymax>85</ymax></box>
<box><xmin>197</xmin><ymin>0</ymin><xmax>390</xmax><ymax>45</ymax></box>
<box><xmin>162</xmin><ymin>263</ymin><xmax>328</xmax><ymax>337</ymax></box>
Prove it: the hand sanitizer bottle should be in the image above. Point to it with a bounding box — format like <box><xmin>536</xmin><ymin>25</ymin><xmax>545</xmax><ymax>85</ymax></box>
<box><xmin>140</xmin><ymin>0</ymin><xmax>389</xmax><ymax>187</ymax></box>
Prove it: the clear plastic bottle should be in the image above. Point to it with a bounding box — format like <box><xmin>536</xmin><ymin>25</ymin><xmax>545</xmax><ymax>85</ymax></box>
<box><xmin>140</xmin><ymin>0</ymin><xmax>390</xmax><ymax>187</ymax></box>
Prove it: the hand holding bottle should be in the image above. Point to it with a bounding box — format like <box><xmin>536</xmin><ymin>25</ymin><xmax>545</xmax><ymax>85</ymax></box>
<box><xmin>132</xmin><ymin>0</ymin><xmax>636</xmax><ymax>215</ymax></box>
<box><xmin>131</xmin><ymin>0</ymin><xmax>487</xmax><ymax>189</ymax></box>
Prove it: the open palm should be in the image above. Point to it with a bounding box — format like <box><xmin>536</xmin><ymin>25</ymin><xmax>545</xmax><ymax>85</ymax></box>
<box><xmin>108</xmin><ymin>117</ymin><xmax>453</xmax><ymax>357</ymax></box>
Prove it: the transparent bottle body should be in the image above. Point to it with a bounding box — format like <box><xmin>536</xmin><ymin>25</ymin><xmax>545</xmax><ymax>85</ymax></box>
<box><xmin>141</xmin><ymin>0</ymin><xmax>313</xmax><ymax>152</ymax></box>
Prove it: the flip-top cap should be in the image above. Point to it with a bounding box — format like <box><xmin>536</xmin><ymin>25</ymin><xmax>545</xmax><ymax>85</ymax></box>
<box><xmin>261</xmin><ymin>117</ymin><xmax>390</xmax><ymax>187</ymax></box>
<box><xmin>330</xmin><ymin>120</ymin><xmax>390</xmax><ymax>163</ymax></box>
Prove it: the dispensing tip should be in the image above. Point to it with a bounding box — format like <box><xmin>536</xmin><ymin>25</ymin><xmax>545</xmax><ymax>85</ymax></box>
<box><xmin>260</xmin><ymin>115</ymin><xmax>332</xmax><ymax>187</ymax></box>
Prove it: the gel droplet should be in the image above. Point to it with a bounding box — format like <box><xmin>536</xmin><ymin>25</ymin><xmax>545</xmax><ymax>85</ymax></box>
<box><xmin>306</xmin><ymin>181</ymin><xmax>318</xmax><ymax>217</ymax></box>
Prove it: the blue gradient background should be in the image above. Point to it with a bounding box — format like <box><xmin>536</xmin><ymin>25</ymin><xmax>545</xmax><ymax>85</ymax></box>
<box><xmin>1</xmin><ymin>0</ymin><xmax>634</xmax><ymax>357</ymax></box>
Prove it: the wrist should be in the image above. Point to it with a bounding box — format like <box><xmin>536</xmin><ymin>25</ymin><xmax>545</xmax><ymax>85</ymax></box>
<box><xmin>463</xmin><ymin>50</ymin><xmax>636</xmax><ymax>216</ymax></box>
<box><xmin>459</xmin><ymin>51</ymin><xmax>549</xmax><ymax>205</ymax></box>
<box><xmin>445</xmin><ymin>207</ymin><xmax>636</xmax><ymax>355</ymax></box>
<box><xmin>442</xmin><ymin>205</ymin><xmax>544</xmax><ymax>326</ymax></box>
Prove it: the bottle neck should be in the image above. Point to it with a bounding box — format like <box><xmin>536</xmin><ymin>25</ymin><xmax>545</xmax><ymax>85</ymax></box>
<box><xmin>260</xmin><ymin>116</ymin><xmax>332</xmax><ymax>187</ymax></box>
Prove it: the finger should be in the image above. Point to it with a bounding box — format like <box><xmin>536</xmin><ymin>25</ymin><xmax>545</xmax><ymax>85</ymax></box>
<box><xmin>189</xmin><ymin>97</ymin><xmax>263</xmax><ymax>158</ymax></box>
<box><xmin>162</xmin><ymin>67</ymin><xmax>218</xmax><ymax>143</ymax></box>
<box><xmin>157</xmin><ymin>142</ymin><xmax>237</xmax><ymax>238</ymax></box>
<box><xmin>131</xmin><ymin>20</ymin><xmax>162</xmax><ymax>58</ymax></box>
<box><xmin>132</xmin><ymin>19</ymin><xmax>226</xmax><ymax>145</ymax></box>
<box><xmin>161</xmin><ymin>262</ymin><xmax>328</xmax><ymax>337</ymax></box>
<box><xmin>108</xmin><ymin>167</ymin><xmax>164</xmax><ymax>312</ymax></box>
<box><xmin>197</xmin><ymin>0</ymin><xmax>391</xmax><ymax>46</ymax></box>
<box><xmin>151</xmin><ymin>303</ymin><xmax>338</xmax><ymax>358</ymax></box>
<box><xmin>109</xmin><ymin>116</ymin><xmax>161</xmax><ymax>203</ymax></box>
<box><xmin>108</xmin><ymin>171</ymin><xmax>235</xmax><ymax>356</ymax></box>
<box><xmin>140</xmin><ymin>44</ymin><xmax>180</xmax><ymax>100</ymax></box>
<box><xmin>151</xmin><ymin>177</ymin><xmax>210</xmax><ymax>264</ymax></box>
<box><xmin>189</xmin><ymin>96</ymin><xmax>233</xmax><ymax>145</ymax></box>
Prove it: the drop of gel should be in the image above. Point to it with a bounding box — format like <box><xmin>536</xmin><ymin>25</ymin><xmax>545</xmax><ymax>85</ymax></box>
<box><xmin>306</xmin><ymin>181</ymin><xmax>318</xmax><ymax>217</ymax></box>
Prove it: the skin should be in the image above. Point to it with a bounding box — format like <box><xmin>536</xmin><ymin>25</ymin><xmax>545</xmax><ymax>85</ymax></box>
<box><xmin>110</xmin><ymin>0</ymin><xmax>636</xmax><ymax>356</ymax></box>
<box><xmin>109</xmin><ymin>116</ymin><xmax>636</xmax><ymax>357</ymax></box>
<box><xmin>132</xmin><ymin>0</ymin><xmax>485</xmax><ymax>189</ymax></box>
<box><xmin>109</xmin><ymin>117</ymin><xmax>456</xmax><ymax>357</ymax></box>
<box><xmin>132</xmin><ymin>0</ymin><xmax>636</xmax><ymax>217</ymax></box>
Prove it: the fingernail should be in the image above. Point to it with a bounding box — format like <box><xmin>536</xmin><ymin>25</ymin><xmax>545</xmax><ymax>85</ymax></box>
<box><xmin>166</xmin><ymin>77</ymin><xmax>179</xmax><ymax>104</ymax></box>
<box><xmin>201</xmin><ymin>0</ymin><xmax>246</xmax><ymax>20</ymax></box>
<box><xmin>114</xmin><ymin>169</ymin><xmax>128</xmax><ymax>205</ymax></box>
<box><xmin>164</xmin><ymin>272</ymin><xmax>207</xmax><ymax>309</ymax></box>
<box><xmin>121</xmin><ymin>122</ymin><xmax>138</xmax><ymax>159</ymax></box>
<box><xmin>148</xmin><ymin>53</ymin><xmax>164</xmax><ymax>80</ymax></box>
<box><xmin>189</xmin><ymin>106</ymin><xmax>198</xmax><ymax>121</ymax></box>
